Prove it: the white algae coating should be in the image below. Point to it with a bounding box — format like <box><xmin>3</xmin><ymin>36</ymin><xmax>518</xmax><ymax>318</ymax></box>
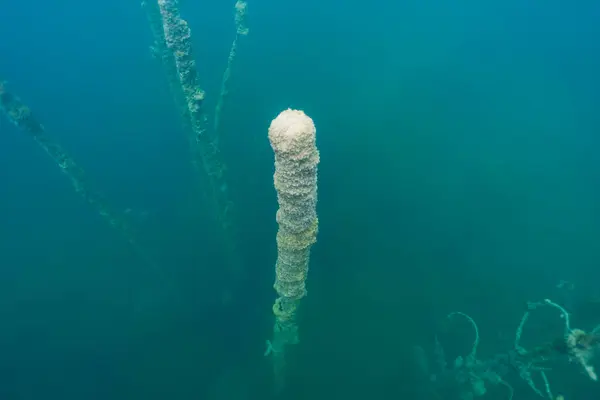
<box><xmin>268</xmin><ymin>109</ymin><xmax>319</xmax><ymax>301</ymax></box>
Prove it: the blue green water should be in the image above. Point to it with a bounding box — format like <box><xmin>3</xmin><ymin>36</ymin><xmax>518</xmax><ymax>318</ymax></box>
<box><xmin>0</xmin><ymin>0</ymin><xmax>599</xmax><ymax>399</ymax></box>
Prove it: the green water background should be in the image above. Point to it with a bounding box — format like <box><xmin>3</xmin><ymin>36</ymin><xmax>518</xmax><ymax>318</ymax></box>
<box><xmin>0</xmin><ymin>0</ymin><xmax>598</xmax><ymax>398</ymax></box>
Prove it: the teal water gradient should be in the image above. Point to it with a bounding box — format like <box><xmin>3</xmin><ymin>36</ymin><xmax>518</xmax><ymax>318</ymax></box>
<box><xmin>0</xmin><ymin>0</ymin><xmax>599</xmax><ymax>399</ymax></box>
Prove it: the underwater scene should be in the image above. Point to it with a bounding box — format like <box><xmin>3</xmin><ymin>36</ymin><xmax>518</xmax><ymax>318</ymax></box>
<box><xmin>0</xmin><ymin>0</ymin><xmax>599</xmax><ymax>399</ymax></box>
